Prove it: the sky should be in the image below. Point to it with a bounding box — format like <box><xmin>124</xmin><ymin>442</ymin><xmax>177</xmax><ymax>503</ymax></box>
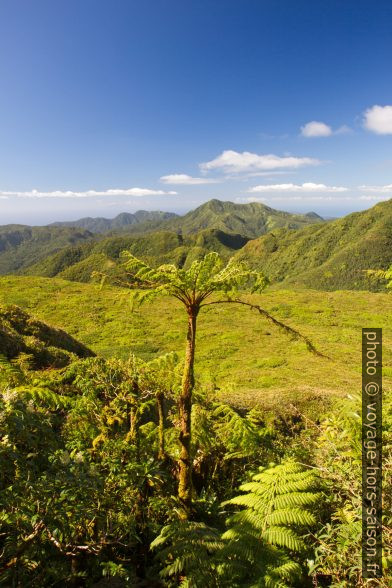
<box><xmin>1</xmin><ymin>0</ymin><xmax>392</xmax><ymax>224</ymax></box>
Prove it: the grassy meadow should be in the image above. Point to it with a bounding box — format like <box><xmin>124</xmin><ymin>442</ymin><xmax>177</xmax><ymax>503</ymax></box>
<box><xmin>1</xmin><ymin>274</ymin><xmax>391</xmax><ymax>414</ymax></box>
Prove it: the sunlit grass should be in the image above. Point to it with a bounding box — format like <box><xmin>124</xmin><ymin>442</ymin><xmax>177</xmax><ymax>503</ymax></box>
<box><xmin>1</xmin><ymin>275</ymin><xmax>391</xmax><ymax>414</ymax></box>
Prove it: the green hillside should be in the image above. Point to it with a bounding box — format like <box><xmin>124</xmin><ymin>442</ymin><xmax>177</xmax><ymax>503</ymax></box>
<box><xmin>0</xmin><ymin>225</ymin><xmax>94</xmax><ymax>274</ymax></box>
<box><xmin>1</xmin><ymin>275</ymin><xmax>391</xmax><ymax>412</ymax></box>
<box><xmin>0</xmin><ymin>303</ymin><xmax>95</xmax><ymax>368</ymax></box>
<box><xmin>24</xmin><ymin>228</ymin><xmax>249</xmax><ymax>282</ymax></box>
<box><xmin>159</xmin><ymin>198</ymin><xmax>324</xmax><ymax>237</ymax></box>
<box><xmin>235</xmin><ymin>198</ymin><xmax>392</xmax><ymax>291</ymax></box>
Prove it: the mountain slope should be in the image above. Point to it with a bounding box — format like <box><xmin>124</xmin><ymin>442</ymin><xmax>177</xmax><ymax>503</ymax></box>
<box><xmin>50</xmin><ymin>210</ymin><xmax>178</xmax><ymax>233</ymax></box>
<box><xmin>158</xmin><ymin>199</ymin><xmax>324</xmax><ymax>237</ymax></box>
<box><xmin>0</xmin><ymin>225</ymin><xmax>94</xmax><ymax>274</ymax></box>
<box><xmin>0</xmin><ymin>304</ymin><xmax>95</xmax><ymax>368</ymax></box>
<box><xmin>235</xmin><ymin>198</ymin><xmax>392</xmax><ymax>290</ymax></box>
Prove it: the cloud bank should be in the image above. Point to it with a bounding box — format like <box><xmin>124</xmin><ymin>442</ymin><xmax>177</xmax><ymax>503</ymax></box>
<box><xmin>359</xmin><ymin>184</ymin><xmax>392</xmax><ymax>193</ymax></box>
<box><xmin>248</xmin><ymin>182</ymin><xmax>348</xmax><ymax>193</ymax></box>
<box><xmin>0</xmin><ymin>187</ymin><xmax>177</xmax><ymax>199</ymax></box>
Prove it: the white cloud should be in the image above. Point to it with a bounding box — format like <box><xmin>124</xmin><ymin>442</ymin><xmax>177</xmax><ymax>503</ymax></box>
<box><xmin>248</xmin><ymin>182</ymin><xmax>348</xmax><ymax>193</ymax></box>
<box><xmin>239</xmin><ymin>195</ymin><xmax>338</xmax><ymax>203</ymax></box>
<box><xmin>334</xmin><ymin>124</ymin><xmax>352</xmax><ymax>135</ymax></box>
<box><xmin>301</xmin><ymin>121</ymin><xmax>333</xmax><ymax>137</ymax></box>
<box><xmin>359</xmin><ymin>184</ymin><xmax>392</xmax><ymax>193</ymax></box>
<box><xmin>200</xmin><ymin>150</ymin><xmax>320</xmax><ymax>173</ymax></box>
<box><xmin>244</xmin><ymin>171</ymin><xmax>293</xmax><ymax>177</ymax></box>
<box><xmin>301</xmin><ymin>121</ymin><xmax>351</xmax><ymax>137</ymax></box>
<box><xmin>363</xmin><ymin>105</ymin><xmax>392</xmax><ymax>134</ymax></box>
<box><xmin>0</xmin><ymin>187</ymin><xmax>177</xmax><ymax>199</ymax></box>
<box><xmin>160</xmin><ymin>173</ymin><xmax>219</xmax><ymax>185</ymax></box>
<box><xmin>359</xmin><ymin>195</ymin><xmax>390</xmax><ymax>201</ymax></box>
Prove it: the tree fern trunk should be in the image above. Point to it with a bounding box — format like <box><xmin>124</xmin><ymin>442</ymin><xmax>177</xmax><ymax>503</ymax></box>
<box><xmin>127</xmin><ymin>380</ymin><xmax>140</xmax><ymax>461</ymax></box>
<box><xmin>156</xmin><ymin>391</ymin><xmax>166</xmax><ymax>460</ymax></box>
<box><xmin>178</xmin><ymin>307</ymin><xmax>197</xmax><ymax>518</ymax></box>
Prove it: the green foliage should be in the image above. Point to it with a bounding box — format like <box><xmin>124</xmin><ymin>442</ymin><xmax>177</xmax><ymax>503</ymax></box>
<box><xmin>220</xmin><ymin>461</ymin><xmax>321</xmax><ymax>587</ymax></box>
<box><xmin>0</xmin><ymin>230</ymin><xmax>391</xmax><ymax>585</ymax></box>
<box><xmin>311</xmin><ymin>394</ymin><xmax>392</xmax><ymax>586</ymax></box>
<box><xmin>152</xmin><ymin>461</ymin><xmax>322</xmax><ymax>587</ymax></box>
<box><xmin>122</xmin><ymin>251</ymin><xmax>268</xmax><ymax>308</ymax></box>
<box><xmin>151</xmin><ymin>521</ymin><xmax>224</xmax><ymax>587</ymax></box>
<box><xmin>0</xmin><ymin>355</ymin><xmax>175</xmax><ymax>585</ymax></box>
<box><xmin>1</xmin><ymin>326</ymin><xmax>389</xmax><ymax>585</ymax></box>
<box><xmin>25</xmin><ymin>228</ymin><xmax>249</xmax><ymax>284</ymax></box>
<box><xmin>211</xmin><ymin>403</ymin><xmax>270</xmax><ymax>460</ymax></box>
<box><xmin>367</xmin><ymin>263</ymin><xmax>392</xmax><ymax>290</ymax></box>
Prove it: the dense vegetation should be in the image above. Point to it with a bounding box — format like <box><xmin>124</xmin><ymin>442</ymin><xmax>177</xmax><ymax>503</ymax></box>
<box><xmin>0</xmin><ymin>322</ymin><xmax>391</xmax><ymax>585</ymax></box>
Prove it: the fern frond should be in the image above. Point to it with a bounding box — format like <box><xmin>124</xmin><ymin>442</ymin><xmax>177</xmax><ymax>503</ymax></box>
<box><xmin>12</xmin><ymin>385</ymin><xmax>73</xmax><ymax>409</ymax></box>
<box><xmin>221</xmin><ymin>460</ymin><xmax>322</xmax><ymax>586</ymax></box>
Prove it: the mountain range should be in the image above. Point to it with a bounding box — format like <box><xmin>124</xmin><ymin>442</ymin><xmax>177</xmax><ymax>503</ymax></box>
<box><xmin>48</xmin><ymin>199</ymin><xmax>323</xmax><ymax>238</ymax></box>
<box><xmin>50</xmin><ymin>210</ymin><xmax>178</xmax><ymax>233</ymax></box>
<box><xmin>0</xmin><ymin>200</ymin><xmax>322</xmax><ymax>275</ymax></box>
<box><xmin>0</xmin><ymin>198</ymin><xmax>391</xmax><ymax>291</ymax></box>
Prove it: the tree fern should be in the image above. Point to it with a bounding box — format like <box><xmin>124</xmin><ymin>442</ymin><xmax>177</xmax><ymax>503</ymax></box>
<box><xmin>11</xmin><ymin>385</ymin><xmax>73</xmax><ymax>409</ymax></box>
<box><xmin>221</xmin><ymin>461</ymin><xmax>322</xmax><ymax>587</ymax></box>
<box><xmin>151</xmin><ymin>521</ymin><xmax>224</xmax><ymax>587</ymax></box>
<box><xmin>0</xmin><ymin>354</ymin><xmax>72</xmax><ymax>408</ymax></box>
<box><xmin>212</xmin><ymin>404</ymin><xmax>269</xmax><ymax>460</ymax></box>
<box><xmin>0</xmin><ymin>354</ymin><xmax>25</xmax><ymax>387</ymax></box>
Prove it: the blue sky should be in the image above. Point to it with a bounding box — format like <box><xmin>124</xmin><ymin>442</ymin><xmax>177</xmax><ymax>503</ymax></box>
<box><xmin>1</xmin><ymin>0</ymin><xmax>392</xmax><ymax>223</ymax></box>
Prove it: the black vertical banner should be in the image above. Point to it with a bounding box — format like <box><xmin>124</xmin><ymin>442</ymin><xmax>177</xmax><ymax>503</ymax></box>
<box><xmin>362</xmin><ymin>328</ymin><xmax>382</xmax><ymax>579</ymax></box>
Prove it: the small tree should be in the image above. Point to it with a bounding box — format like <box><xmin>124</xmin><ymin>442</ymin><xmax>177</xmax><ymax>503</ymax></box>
<box><xmin>121</xmin><ymin>252</ymin><xmax>322</xmax><ymax>518</ymax></box>
<box><xmin>143</xmin><ymin>352</ymin><xmax>180</xmax><ymax>461</ymax></box>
